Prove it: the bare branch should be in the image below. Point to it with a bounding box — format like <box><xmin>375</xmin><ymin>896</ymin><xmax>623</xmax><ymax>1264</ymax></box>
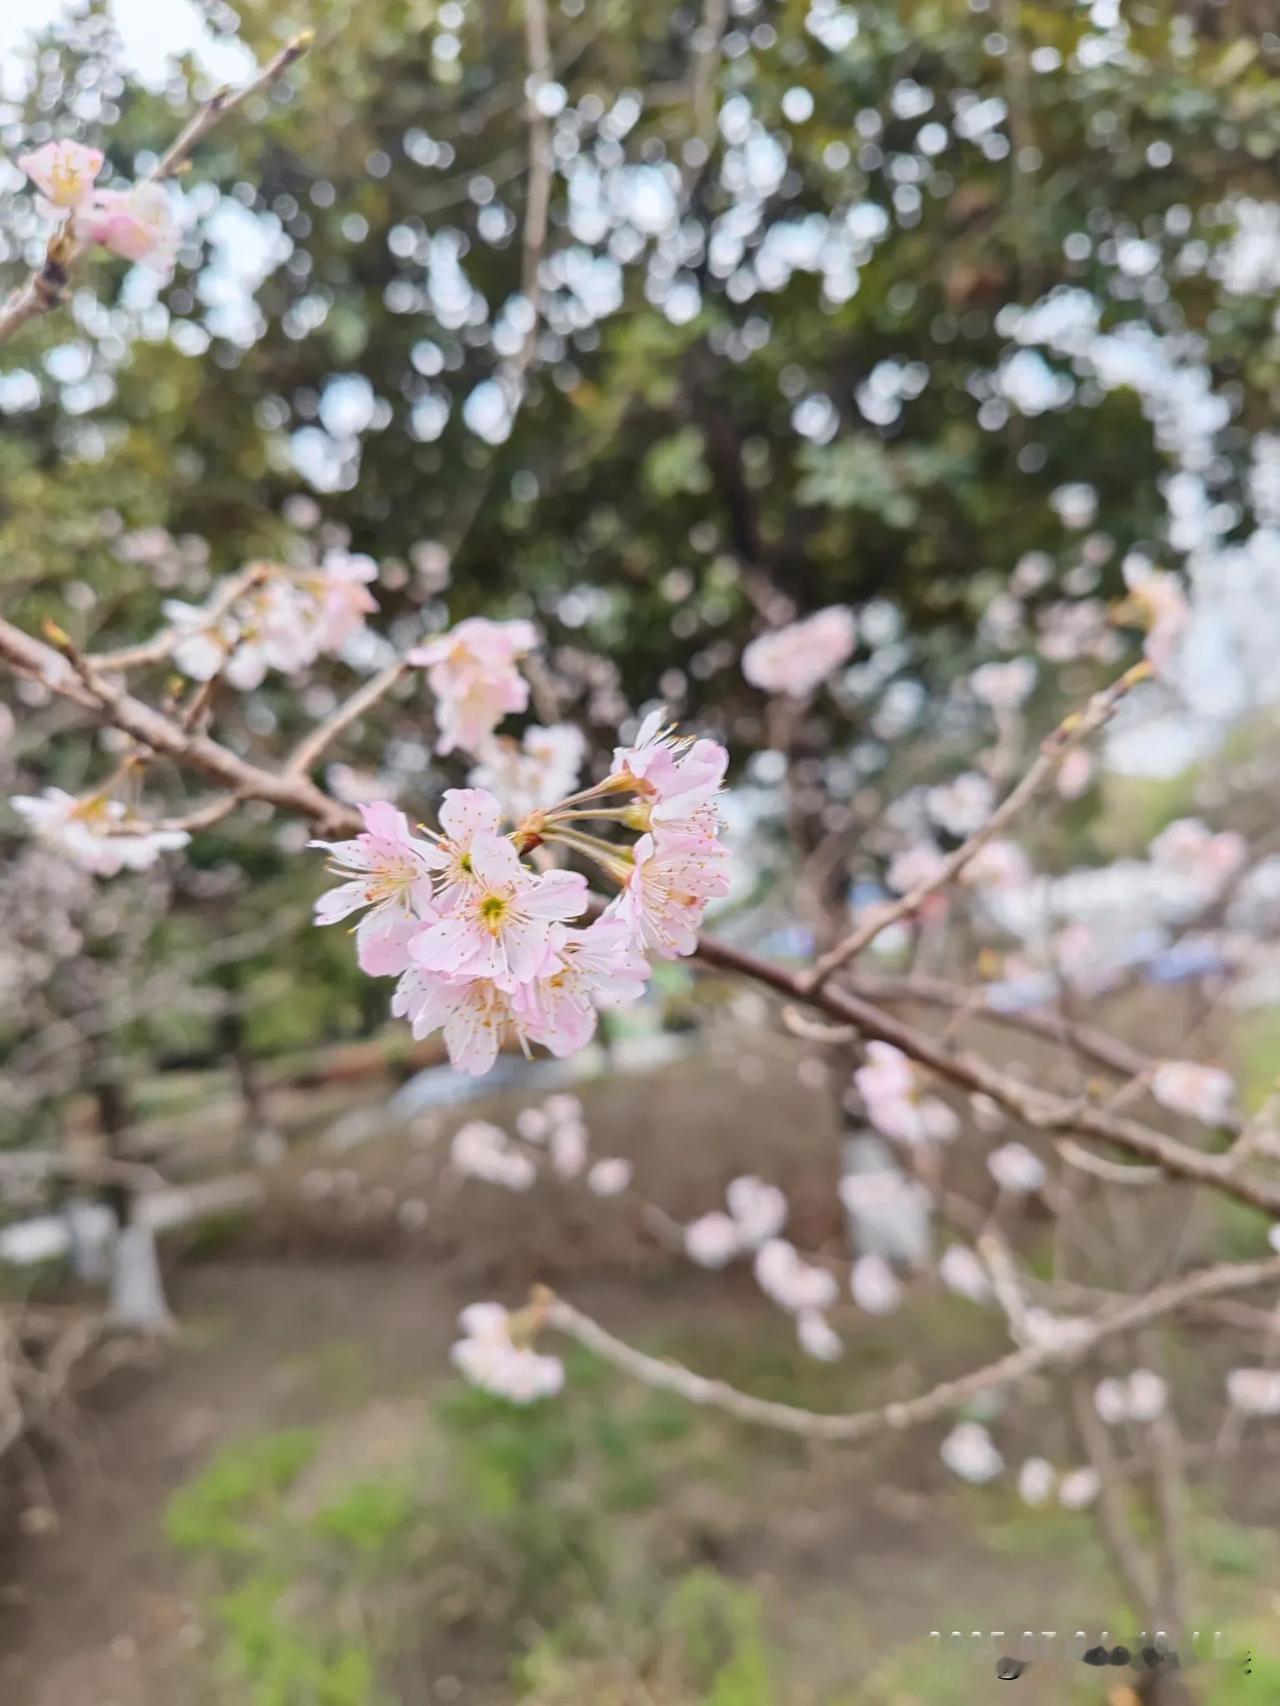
<box><xmin>285</xmin><ymin>660</ymin><xmax>409</xmax><ymax>778</ymax></box>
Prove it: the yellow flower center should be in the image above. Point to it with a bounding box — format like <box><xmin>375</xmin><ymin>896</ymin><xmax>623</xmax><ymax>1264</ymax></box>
<box><xmin>480</xmin><ymin>893</ymin><xmax>509</xmax><ymax>932</ymax></box>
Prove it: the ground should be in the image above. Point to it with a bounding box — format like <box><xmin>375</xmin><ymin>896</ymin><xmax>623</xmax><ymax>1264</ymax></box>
<box><xmin>0</xmin><ymin>1041</ymin><xmax>1275</xmax><ymax>1704</ymax></box>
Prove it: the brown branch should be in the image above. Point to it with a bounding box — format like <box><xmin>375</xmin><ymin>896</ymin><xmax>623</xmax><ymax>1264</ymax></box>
<box><xmin>803</xmin><ymin>662</ymin><xmax>1152</xmax><ymax>992</ymax></box>
<box><xmin>285</xmin><ymin>660</ymin><xmax>408</xmax><ymax>778</ymax></box>
<box><xmin>0</xmin><ymin>33</ymin><xmax>312</xmax><ymax>347</ymax></box>
<box><xmin>88</xmin><ymin>562</ymin><xmax>270</xmax><ymax>673</ymax></box>
<box><xmin>539</xmin><ymin>1252</ymin><xmax>1280</xmax><ymax>1446</ymax></box>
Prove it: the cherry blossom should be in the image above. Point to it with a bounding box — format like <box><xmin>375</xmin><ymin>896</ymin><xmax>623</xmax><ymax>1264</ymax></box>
<box><xmin>1125</xmin><ymin>1369</ymin><xmax>1168</xmax><ymax>1423</ymax></box>
<box><xmin>305</xmin><ymin>551</ymin><xmax>380</xmax><ymax>652</ymax></box>
<box><xmin>1118</xmin><ymin>561</ymin><xmax>1189</xmax><ymax>675</ymax></box>
<box><xmin>986</xmin><ymin>1141</ymin><xmax>1046</xmax><ymax>1195</ymax></box>
<box><xmin>1151</xmin><ymin>1061</ymin><xmax>1234</xmax><ymax>1126</ymax></box>
<box><xmin>418</xmin><ymin>787</ymin><xmax>505</xmax><ymax>901</ymax></box>
<box><xmin>971</xmin><ymin>657</ymin><xmax>1037</xmax><ymax>710</ymax></box>
<box><xmin>609</xmin><ymin>711</ymin><xmax>728</xmax><ymax>831</ymax></box>
<box><xmin>310</xmin><ymin>802</ymin><xmax>437</xmax><ymax>977</ymax></box>
<box><xmin>1226</xmin><ymin>1368</ymin><xmax>1280</xmax><ymax>1416</ymax></box>
<box><xmin>1017</xmin><ymin>1457</ymin><xmax>1055</xmax><ymax>1507</ymax></box>
<box><xmin>587</xmin><ymin>1158</ymin><xmax>633</xmax><ymax>1197</ymax></box>
<box><xmin>854</xmin><ymin>1042</ymin><xmax>958</xmax><ymax>1146</ymax></box>
<box><xmin>1148</xmin><ymin>818</ymin><xmax>1246</xmax><ymax>893</ymax></box>
<box><xmin>469</xmin><ymin>723</ymin><xmax>586</xmax><ymax>820</ymax></box>
<box><xmin>1057</xmin><ymin>1466</ymin><xmax>1100</xmax><ymax>1510</ymax></box>
<box><xmin>411</xmin><ymin>833</ymin><xmax>587</xmax><ymax>984</ymax></box>
<box><xmin>741</xmin><ymin>606</ymin><xmax>856</xmax><ymax>699</ymax></box>
<box><xmin>549</xmin><ymin>1121</ymin><xmax>588</xmax><ymax>1178</ymax></box>
<box><xmin>886</xmin><ymin>842</ymin><xmax>948</xmax><ymax>896</ymax></box>
<box><xmin>18</xmin><ymin>139</ymin><xmax>104</xmax><ymax>215</ymax></box>
<box><xmin>684</xmin><ymin>1211</ymin><xmax>740</xmax><ymax>1268</ymax></box>
<box><xmin>11</xmin><ymin>787</ymin><xmax>188</xmax><ymax>876</ymax></box>
<box><xmin>515</xmin><ymin>914</ymin><xmax>651</xmax><ymax>1058</ymax></box>
<box><xmin>938</xmin><ymin>1243</ymin><xmax>993</xmax><ymax>1304</ymax></box>
<box><xmin>753</xmin><ymin>1239</ymin><xmax>839</xmax><ymax>1314</ymax></box>
<box><xmin>82</xmin><ymin>182</ymin><xmax>181</xmax><ymax>273</ymax></box>
<box><xmin>450</xmin><ymin>1121</ymin><xmax>537</xmax><ymax>1190</ymax></box>
<box><xmin>796</xmin><ymin>1310</ymin><xmax>843</xmax><ymax>1362</ymax></box>
<box><xmin>1093</xmin><ymin>1376</ymin><xmax>1130</xmax><ymax>1426</ymax></box>
<box><xmin>725</xmin><ymin>1175</ymin><xmax>788</xmax><ymax>1247</ymax></box>
<box><xmin>940</xmin><ymin>1421</ymin><xmax>1003</xmax><ymax>1484</ymax></box>
<box><xmin>1055</xmin><ymin>748</ymin><xmax>1093</xmax><ymax>800</ymax></box>
<box><xmin>961</xmin><ymin>839</ymin><xmax>1032</xmax><ymax>892</ymax></box>
<box><xmin>928</xmin><ymin>772</ymin><xmax>994</xmax><ymax>837</ymax></box>
<box><xmin>391</xmin><ymin>965</ymin><xmax>519</xmax><ymax>1077</ymax></box>
<box><xmin>407</xmin><ymin>617</ymin><xmax>538</xmax><ymax>755</ymax></box>
<box><xmin>850</xmin><ymin>1252</ymin><xmax>903</xmax><ymax>1315</ymax></box>
<box><xmin>1022</xmin><ymin>1309</ymin><xmax>1092</xmax><ymax>1353</ymax></box>
<box><xmin>450</xmin><ymin>1303</ymin><xmax>564</xmax><ymax>1403</ymax></box>
<box><xmin>611</xmin><ymin>829</ymin><xmax>730</xmax><ymax>959</ymax></box>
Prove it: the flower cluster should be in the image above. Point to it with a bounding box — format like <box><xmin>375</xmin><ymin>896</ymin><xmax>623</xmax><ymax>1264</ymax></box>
<box><xmin>407</xmin><ymin>617</ymin><xmax>538</xmax><ymax>754</ymax></box>
<box><xmin>1093</xmin><ymin>1369</ymin><xmax>1167</xmax><ymax>1426</ymax></box>
<box><xmin>449</xmin><ymin>1303</ymin><xmax>563</xmax><ymax>1404</ymax></box>
<box><xmin>313</xmin><ymin>700</ymin><xmax>730</xmax><ymax>1076</ymax></box>
<box><xmin>854</xmin><ymin>1042</ymin><xmax>959</xmax><ymax>1147</ymax></box>
<box><xmin>167</xmin><ymin>555</ymin><xmax>378</xmax><ymax>689</ymax></box>
<box><xmin>1150</xmin><ymin>1060</ymin><xmax>1234</xmax><ymax>1127</ymax></box>
<box><xmin>741</xmin><ymin>605</ymin><xmax>856</xmax><ymax>699</ymax></box>
<box><xmin>18</xmin><ymin>140</ymin><xmax>180</xmax><ymax>273</ymax></box>
<box><xmin>11</xmin><ymin>787</ymin><xmax>189</xmax><ymax>877</ymax></box>
<box><xmin>449</xmin><ymin>1096</ymin><xmax>632</xmax><ymax>1195</ymax></box>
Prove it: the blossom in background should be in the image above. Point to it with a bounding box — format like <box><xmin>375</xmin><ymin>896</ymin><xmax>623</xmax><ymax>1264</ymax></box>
<box><xmin>307</xmin><ymin>551</ymin><xmax>380</xmax><ymax>652</ymax></box>
<box><xmin>1022</xmin><ymin>1308</ymin><xmax>1092</xmax><ymax>1354</ymax></box>
<box><xmin>1226</xmin><ymin>1368</ymin><xmax>1280</xmax><ymax>1416</ymax></box>
<box><xmin>1057</xmin><ymin>1466</ymin><xmax>1100</xmax><ymax>1510</ymax></box>
<box><xmin>1017</xmin><ymin>1457</ymin><xmax>1055</xmax><ymax>1507</ymax></box>
<box><xmin>684</xmin><ymin>1211</ymin><xmax>740</xmax><ymax>1268</ymax></box>
<box><xmin>450</xmin><ymin>1121</ymin><xmax>536</xmax><ymax>1191</ymax></box>
<box><xmin>450</xmin><ymin>1303</ymin><xmax>563</xmax><ymax>1403</ymax></box>
<box><xmin>11</xmin><ymin>787</ymin><xmax>188</xmax><ymax>877</ymax></box>
<box><xmin>1093</xmin><ymin>1376</ymin><xmax>1130</xmax><ymax>1426</ymax></box>
<box><xmin>854</xmin><ymin>1042</ymin><xmax>958</xmax><ymax>1147</ymax></box>
<box><xmin>986</xmin><ymin>1142</ymin><xmax>1046</xmax><ymax>1196</ymax></box>
<box><xmin>940</xmin><ymin>1421</ymin><xmax>1003</xmax><ymax>1484</ymax></box>
<box><xmin>850</xmin><ymin>1252</ymin><xmax>902</xmax><ymax>1315</ymax></box>
<box><xmin>587</xmin><ymin>1158</ymin><xmax>632</xmax><ymax>1197</ymax></box>
<box><xmin>1151</xmin><ymin>1060</ymin><xmax>1234</xmax><ymax>1126</ymax></box>
<box><xmin>885</xmin><ymin>842</ymin><xmax>948</xmax><ymax>897</ymax></box>
<box><xmin>970</xmin><ymin>657</ymin><xmax>1036</xmax><ymax>710</ymax></box>
<box><xmin>407</xmin><ymin>617</ymin><xmax>538</xmax><ymax>755</ymax></box>
<box><xmin>82</xmin><ymin>181</ymin><xmax>181</xmax><ymax>273</ymax></box>
<box><xmin>741</xmin><ymin>606</ymin><xmax>856</xmax><ymax>699</ymax></box>
<box><xmin>18</xmin><ymin>138</ymin><xmax>104</xmax><ymax>215</ymax></box>
<box><xmin>311</xmin><ymin>802</ymin><xmax>437</xmax><ymax>977</ymax></box>
<box><xmin>796</xmin><ymin>1310</ymin><xmax>842</xmax><ymax>1362</ymax></box>
<box><xmin>1117</xmin><ymin>561</ymin><xmax>1189</xmax><ymax>675</ymax></box>
<box><xmin>1055</xmin><ymin>748</ymin><xmax>1093</xmax><ymax>800</ymax></box>
<box><xmin>938</xmin><ymin>1243</ymin><xmax>992</xmax><ymax>1304</ymax></box>
<box><xmin>725</xmin><ymin>1175</ymin><xmax>788</xmax><ymax>1247</ymax></box>
<box><xmin>1148</xmin><ymin>818</ymin><xmax>1246</xmax><ymax>894</ymax></box>
<box><xmin>927</xmin><ymin>772</ymin><xmax>995</xmax><ymax>838</ymax></box>
<box><xmin>469</xmin><ymin>724</ymin><xmax>585</xmax><ymax>820</ymax></box>
<box><xmin>961</xmin><ymin>839</ymin><xmax>1032</xmax><ymax>892</ymax></box>
<box><xmin>753</xmin><ymin>1239</ymin><xmax>839</xmax><ymax>1315</ymax></box>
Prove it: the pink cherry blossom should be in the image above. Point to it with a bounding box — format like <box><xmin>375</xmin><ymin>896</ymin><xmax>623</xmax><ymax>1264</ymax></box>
<box><xmin>613</xmin><ymin>830</ymin><xmax>730</xmax><ymax>959</ymax></box>
<box><xmin>1055</xmin><ymin>748</ymin><xmax>1093</xmax><ymax>800</ymax></box>
<box><xmin>610</xmin><ymin>710</ymin><xmax>729</xmax><ymax>832</ymax></box>
<box><xmin>469</xmin><ymin>723</ymin><xmax>585</xmax><ymax>820</ymax></box>
<box><xmin>970</xmin><ymin>657</ymin><xmax>1037</xmax><ymax>710</ymax></box>
<box><xmin>419</xmin><ymin>788</ymin><xmax>505</xmax><ymax>900</ymax></box>
<box><xmin>1148</xmin><ymin>818</ymin><xmax>1246</xmax><ymax>893</ymax></box>
<box><xmin>684</xmin><ymin>1211</ymin><xmax>740</xmax><ymax>1268</ymax></box>
<box><xmin>1120</xmin><ymin>562</ymin><xmax>1189</xmax><ymax>674</ymax></box>
<box><xmin>1093</xmin><ymin>1377</ymin><xmax>1130</xmax><ymax>1426</ymax></box>
<box><xmin>796</xmin><ymin>1311</ymin><xmax>842</xmax><ymax>1362</ymax></box>
<box><xmin>854</xmin><ymin>1042</ymin><xmax>958</xmax><ymax>1146</ymax></box>
<box><xmin>741</xmin><ymin>606</ymin><xmax>856</xmax><ymax>699</ymax></box>
<box><xmin>450</xmin><ymin>1303</ymin><xmax>563</xmax><ymax>1402</ymax></box>
<box><xmin>928</xmin><ymin>772</ymin><xmax>994</xmax><ymax>837</ymax></box>
<box><xmin>1226</xmin><ymin>1367</ymin><xmax>1280</xmax><ymax>1416</ymax></box>
<box><xmin>986</xmin><ymin>1141</ymin><xmax>1046</xmax><ymax>1195</ymax></box>
<box><xmin>407</xmin><ymin>617</ymin><xmax>538</xmax><ymax>755</ymax></box>
<box><xmin>940</xmin><ymin>1421</ymin><xmax>1003</xmax><ymax>1484</ymax></box>
<box><xmin>18</xmin><ymin>139</ymin><xmax>104</xmax><ymax>213</ymax></box>
<box><xmin>11</xmin><ymin>787</ymin><xmax>188</xmax><ymax>876</ymax></box>
<box><xmin>451</xmin><ymin>1121</ymin><xmax>536</xmax><ymax>1190</ymax></box>
<box><xmin>412</xmin><ymin>832</ymin><xmax>587</xmax><ymax>984</ymax></box>
<box><xmin>587</xmin><ymin>1158</ymin><xmax>633</xmax><ymax>1197</ymax></box>
<box><xmin>1151</xmin><ymin>1060</ymin><xmax>1234</xmax><ymax>1126</ymax></box>
<box><xmin>753</xmin><ymin>1239</ymin><xmax>839</xmax><ymax>1314</ymax></box>
<box><xmin>938</xmin><ymin>1244</ymin><xmax>992</xmax><ymax>1304</ymax></box>
<box><xmin>961</xmin><ymin>839</ymin><xmax>1032</xmax><ymax>892</ymax></box>
<box><xmin>725</xmin><ymin>1175</ymin><xmax>788</xmax><ymax>1247</ymax></box>
<box><xmin>850</xmin><ymin>1252</ymin><xmax>903</xmax><ymax>1315</ymax></box>
<box><xmin>886</xmin><ymin>842</ymin><xmax>948</xmax><ymax>896</ymax></box>
<box><xmin>309</xmin><ymin>551</ymin><xmax>379</xmax><ymax>651</ymax></box>
<box><xmin>1057</xmin><ymin>1466</ymin><xmax>1100</xmax><ymax>1510</ymax></box>
<box><xmin>515</xmin><ymin>913</ymin><xmax>651</xmax><ymax>1058</ymax></box>
<box><xmin>311</xmin><ymin>802</ymin><xmax>437</xmax><ymax>976</ymax></box>
<box><xmin>1018</xmin><ymin>1457</ymin><xmax>1055</xmax><ymax>1507</ymax></box>
<box><xmin>549</xmin><ymin>1122</ymin><xmax>588</xmax><ymax>1178</ymax></box>
<box><xmin>392</xmin><ymin>965</ymin><xmax>518</xmax><ymax>1076</ymax></box>
<box><xmin>82</xmin><ymin>182</ymin><xmax>181</xmax><ymax>273</ymax></box>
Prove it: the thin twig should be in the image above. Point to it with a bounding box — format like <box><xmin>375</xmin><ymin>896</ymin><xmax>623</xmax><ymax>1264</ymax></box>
<box><xmin>285</xmin><ymin>660</ymin><xmax>408</xmax><ymax>778</ymax></box>
<box><xmin>88</xmin><ymin>563</ymin><xmax>270</xmax><ymax>673</ymax></box>
<box><xmin>803</xmin><ymin>662</ymin><xmax>1151</xmax><ymax>992</ymax></box>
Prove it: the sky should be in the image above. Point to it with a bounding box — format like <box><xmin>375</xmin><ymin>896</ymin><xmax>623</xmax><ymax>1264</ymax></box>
<box><xmin>0</xmin><ymin>0</ymin><xmax>254</xmax><ymax>98</ymax></box>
